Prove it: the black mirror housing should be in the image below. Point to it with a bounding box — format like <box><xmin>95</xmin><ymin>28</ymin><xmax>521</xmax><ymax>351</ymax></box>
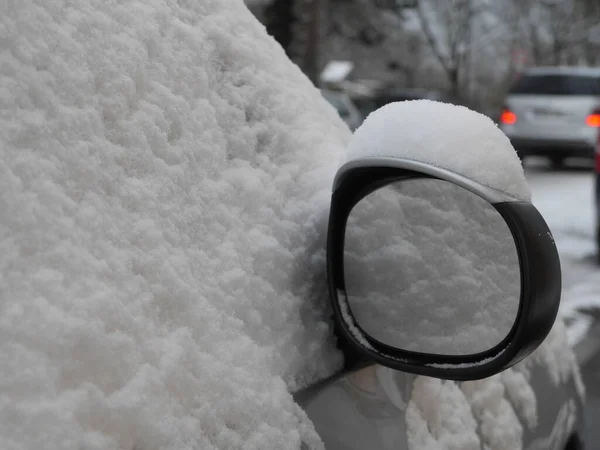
<box><xmin>326</xmin><ymin>157</ymin><xmax>561</xmax><ymax>381</ymax></box>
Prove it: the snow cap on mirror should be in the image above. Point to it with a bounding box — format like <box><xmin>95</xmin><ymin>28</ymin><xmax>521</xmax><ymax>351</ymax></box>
<box><xmin>347</xmin><ymin>100</ymin><xmax>532</xmax><ymax>202</ymax></box>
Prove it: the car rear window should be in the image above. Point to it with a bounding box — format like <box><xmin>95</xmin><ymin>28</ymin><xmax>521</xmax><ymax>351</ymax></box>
<box><xmin>510</xmin><ymin>74</ymin><xmax>600</xmax><ymax>96</ymax></box>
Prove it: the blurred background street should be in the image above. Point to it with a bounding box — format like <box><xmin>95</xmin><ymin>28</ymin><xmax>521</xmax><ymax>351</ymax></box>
<box><xmin>246</xmin><ymin>0</ymin><xmax>600</xmax><ymax>120</ymax></box>
<box><xmin>524</xmin><ymin>157</ymin><xmax>600</xmax><ymax>444</ymax></box>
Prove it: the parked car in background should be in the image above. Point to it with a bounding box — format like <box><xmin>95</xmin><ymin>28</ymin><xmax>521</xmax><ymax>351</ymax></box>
<box><xmin>321</xmin><ymin>89</ymin><xmax>364</xmax><ymax>131</ymax></box>
<box><xmin>500</xmin><ymin>66</ymin><xmax>600</xmax><ymax>167</ymax></box>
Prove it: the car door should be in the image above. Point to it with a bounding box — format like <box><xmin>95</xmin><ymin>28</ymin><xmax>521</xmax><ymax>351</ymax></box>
<box><xmin>296</xmin><ymin>365</ymin><xmax>413</xmax><ymax>450</ymax></box>
<box><xmin>297</xmin><ymin>344</ymin><xmax>584</xmax><ymax>450</ymax></box>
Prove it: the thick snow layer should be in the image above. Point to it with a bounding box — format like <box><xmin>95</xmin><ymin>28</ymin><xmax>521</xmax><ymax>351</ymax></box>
<box><xmin>460</xmin><ymin>375</ymin><xmax>524</xmax><ymax>450</ymax></box>
<box><xmin>344</xmin><ymin>179</ymin><xmax>520</xmax><ymax>355</ymax></box>
<box><xmin>0</xmin><ymin>0</ymin><xmax>351</xmax><ymax>448</ymax></box>
<box><xmin>501</xmin><ymin>369</ymin><xmax>538</xmax><ymax>429</ymax></box>
<box><xmin>406</xmin><ymin>378</ymin><xmax>480</xmax><ymax>450</ymax></box>
<box><xmin>0</xmin><ymin>1</ymin><xmax>584</xmax><ymax>449</ymax></box>
<box><xmin>347</xmin><ymin>100</ymin><xmax>532</xmax><ymax>201</ymax></box>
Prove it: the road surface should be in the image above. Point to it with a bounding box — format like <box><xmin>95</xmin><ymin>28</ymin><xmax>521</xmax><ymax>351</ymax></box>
<box><xmin>525</xmin><ymin>158</ymin><xmax>600</xmax><ymax>346</ymax></box>
<box><xmin>524</xmin><ymin>157</ymin><xmax>599</xmax><ymax>445</ymax></box>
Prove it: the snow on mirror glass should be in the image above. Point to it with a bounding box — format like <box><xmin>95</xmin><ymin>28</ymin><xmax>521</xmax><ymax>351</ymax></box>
<box><xmin>344</xmin><ymin>178</ymin><xmax>520</xmax><ymax>355</ymax></box>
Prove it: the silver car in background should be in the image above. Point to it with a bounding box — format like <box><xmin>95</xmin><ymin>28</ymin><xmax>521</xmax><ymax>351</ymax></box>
<box><xmin>500</xmin><ymin>66</ymin><xmax>600</xmax><ymax>167</ymax></box>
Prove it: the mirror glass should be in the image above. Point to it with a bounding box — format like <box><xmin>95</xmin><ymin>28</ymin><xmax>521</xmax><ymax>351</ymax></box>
<box><xmin>343</xmin><ymin>178</ymin><xmax>520</xmax><ymax>356</ymax></box>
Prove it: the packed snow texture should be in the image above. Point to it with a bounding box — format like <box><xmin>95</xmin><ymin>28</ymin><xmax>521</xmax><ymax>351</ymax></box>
<box><xmin>344</xmin><ymin>179</ymin><xmax>520</xmax><ymax>355</ymax></box>
<box><xmin>0</xmin><ymin>0</ymin><xmax>583</xmax><ymax>449</ymax></box>
<box><xmin>347</xmin><ymin>100</ymin><xmax>532</xmax><ymax>202</ymax></box>
<box><xmin>501</xmin><ymin>369</ymin><xmax>538</xmax><ymax>429</ymax></box>
<box><xmin>0</xmin><ymin>0</ymin><xmax>351</xmax><ymax>449</ymax></box>
<box><xmin>406</xmin><ymin>378</ymin><xmax>480</xmax><ymax>450</ymax></box>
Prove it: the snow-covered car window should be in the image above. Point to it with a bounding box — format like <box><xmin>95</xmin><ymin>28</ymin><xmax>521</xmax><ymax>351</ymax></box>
<box><xmin>1</xmin><ymin>1</ymin><xmax>350</xmax><ymax>448</ymax></box>
<box><xmin>1</xmin><ymin>1</ymin><xmax>575</xmax><ymax>449</ymax></box>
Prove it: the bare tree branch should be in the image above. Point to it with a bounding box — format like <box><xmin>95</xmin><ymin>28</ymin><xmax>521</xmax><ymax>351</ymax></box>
<box><xmin>416</xmin><ymin>1</ymin><xmax>452</xmax><ymax>76</ymax></box>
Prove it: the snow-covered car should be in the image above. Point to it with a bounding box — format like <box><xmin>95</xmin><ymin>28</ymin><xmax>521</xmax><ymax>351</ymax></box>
<box><xmin>0</xmin><ymin>1</ymin><xmax>585</xmax><ymax>450</ymax></box>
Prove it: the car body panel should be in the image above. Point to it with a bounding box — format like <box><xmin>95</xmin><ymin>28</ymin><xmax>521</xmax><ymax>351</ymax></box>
<box><xmin>3</xmin><ymin>1</ymin><xmax>588</xmax><ymax>449</ymax></box>
<box><xmin>297</xmin><ymin>351</ymin><xmax>584</xmax><ymax>450</ymax></box>
<box><xmin>295</xmin><ymin>366</ymin><xmax>412</xmax><ymax>450</ymax></box>
<box><xmin>294</xmin><ymin>365</ymin><xmax>416</xmax><ymax>450</ymax></box>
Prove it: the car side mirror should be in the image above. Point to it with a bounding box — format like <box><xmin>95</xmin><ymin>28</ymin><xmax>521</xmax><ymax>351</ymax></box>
<box><xmin>326</xmin><ymin>157</ymin><xmax>561</xmax><ymax>381</ymax></box>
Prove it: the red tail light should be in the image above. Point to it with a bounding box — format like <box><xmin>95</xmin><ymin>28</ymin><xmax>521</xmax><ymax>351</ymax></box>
<box><xmin>586</xmin><ymin>113</ymin><xmax>600</xmax><ymax>127</ymax></box>
<box><xmin>500</xmin><ymin>109</ymin><xmax>517</xmax><ymax>125</ymax></box>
